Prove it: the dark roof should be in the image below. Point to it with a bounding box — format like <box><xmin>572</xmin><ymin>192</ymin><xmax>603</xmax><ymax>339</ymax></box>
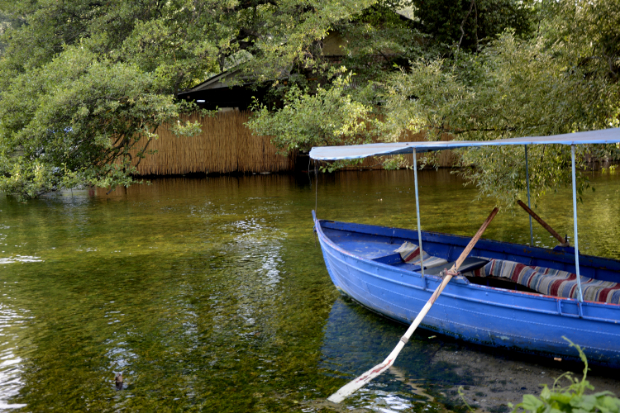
<box><xmin>177</xmin><ymin>69</ymin><xmax>253</xmax><ymax>96</ymax></box>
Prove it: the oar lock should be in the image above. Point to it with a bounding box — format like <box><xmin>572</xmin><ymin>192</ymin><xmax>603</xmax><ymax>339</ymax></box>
<box><xmin>439</xmin><ymin>268</ymin><xmax>460</xmax><ymax>277</ymax></box>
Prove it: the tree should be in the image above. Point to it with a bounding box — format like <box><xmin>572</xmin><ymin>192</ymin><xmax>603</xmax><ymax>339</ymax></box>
<box><xmin>411</xmin><ymin>0</ymin><xmax>535</xmax><ymax>52</ymax></box>
<box><xmin>249</xmin><ymin>0</ymin><xmax>426</xmax><ymax>168</ymax></box>
<box><xmin>0</xmin><ymin>0</ymin><xmax>376</xmax><ymax>198</ymax></box>
<box><xmin>379</xmin><ymin>0</ymin><xmax>620</xmax><ymax>205</ymax></box>
<box><xmin>0</xmin><ymin>10</ymin><xmax>21</xmax><ymax>55</ymax></box>
<box><xmin>248</xmin><ymin>73</ymin><xmax>380</xmax><ymax>153</ymax></box>
<box><xmin>251</xmin><ymin>0</ymin><xmax>620</xmax><ymax>207</ymax></box>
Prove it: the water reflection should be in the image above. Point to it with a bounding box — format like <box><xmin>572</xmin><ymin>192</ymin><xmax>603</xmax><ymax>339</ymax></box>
<box><xmin>0</xmin><ymin>303</ymin><xmax>27</xmax><ymax>410</ymax></box>
<box><xmin>0</xmin><ymin>256</ymin><xmax>43</xmax><ymax>264</ymax></box>
<box><xmin>319</xmin><ymin>295</ymin><xmax>620</xmax><ymax>413</ymax></box>
<box><xmin>320</xmin><ymin>298</ymin><xmax>441</xmax><ymax>412</ymax></box>
<box><xmin>317</xmin><ymin>169</ymin><xmax>620</xmax><ymax>258</ymax></box>
<box><xmin>0</xmin><ymin>170</ymin><xmax>618</xmax><ymax>412</ymax></box>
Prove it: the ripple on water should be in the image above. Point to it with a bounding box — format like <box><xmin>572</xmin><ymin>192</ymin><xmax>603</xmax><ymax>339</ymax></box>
<box><xmin>0</xmin><ymin>304</ymin><xmax>27</xmax><ymax>410</ymax></box>
<box><xmin>0</xmin><ymin>171</ymin><xmax>619</xmax><ymax>412</ymax></box>
<box><xmin>0</xmin><ymin>255</ymin><xmax>43</xmax><ymax>264</ymax></box>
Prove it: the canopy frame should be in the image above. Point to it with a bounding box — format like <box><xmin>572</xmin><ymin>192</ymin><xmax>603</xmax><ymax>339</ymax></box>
<box><xmin>571</xmin><ymin>145</ymin><xmax>584</xmax><ymax>302</ymax></box>
<box><xmin>413</xmin><ymin>148</ymin><xmax>424</xmax><ymax>277</ymax></box>
<box><xmin>310</xmin><ymin>128</ymin><xmax>620</xmax><ymax>306</ymax></box>
<box><xmin>525</xmin><ymin>145</ymin><xmax>533</xmax><ymax>247</ymax></box>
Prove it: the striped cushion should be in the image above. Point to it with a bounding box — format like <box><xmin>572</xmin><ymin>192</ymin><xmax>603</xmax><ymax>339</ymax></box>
<box><xmin>470</xmin><ymin>259</ymin><xmax>620</xmax><ymax>305</ymax></box>
<box><xmin>394</xmin><ymin>242</ymin><xmax>448</xmax><ymax>269</ymax></box>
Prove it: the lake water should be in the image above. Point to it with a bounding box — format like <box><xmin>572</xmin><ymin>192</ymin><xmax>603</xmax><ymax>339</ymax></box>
<box><xmin>1</xmin><ymin>169</ymin><xmax>619</xmax><ymax>412</ymax></box>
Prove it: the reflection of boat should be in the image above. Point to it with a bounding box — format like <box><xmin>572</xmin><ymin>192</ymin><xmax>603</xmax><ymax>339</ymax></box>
<box><xmin>320</xmin><ymin>297</ymin><xmax>426</xmax><ymax>379</ymax></box>
<box><xmin>311</xmin><ymin>129</ymin><xmax>620</xmax><ymax>368</ymax></box>
<box><xmin>319</xmin><ymin>298</ymin><xmax>620</xmax><ymax>411</ymax></box>
<box><xmin>319</xmin><ymin>298</ymin><xmax>438</xmax><ymax>410</ymax></box>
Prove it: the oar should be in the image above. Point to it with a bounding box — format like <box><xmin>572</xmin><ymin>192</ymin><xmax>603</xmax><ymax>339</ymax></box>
<box><xmin>327</xmin><ymin>207</ymin><xmax>499</xmax><ymax>404</ymax></box>
<box><xmin>517</xmin><ymin>200</ymin><xmax>568</xmax><ymax>247</ymax></box>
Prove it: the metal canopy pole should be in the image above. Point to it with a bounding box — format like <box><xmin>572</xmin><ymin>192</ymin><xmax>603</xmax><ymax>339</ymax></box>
<box><xmin>570</xmin><ymin>145</ymin><xmax>584</xmax><ymax>302</ymax></box>
<box><xmin>413</xmin><ymin>148</ymin><xmax>424</xmax><ymax>276</ymax></box>
<box><xmin>525</xmin><ymin>145</ymin><xmax>533</xmax><ymax>246</ymax></box>
<box><xmin>315</xmin><ymin>161</ymin><xmax>318</xmax><ymax>214</ymax></box>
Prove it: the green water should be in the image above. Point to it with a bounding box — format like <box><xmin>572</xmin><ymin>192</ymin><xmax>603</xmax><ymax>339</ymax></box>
<box><xmin>0</xmin><ymin>170</ymin><xmax>619</xmax><ymax>412</ymax></box>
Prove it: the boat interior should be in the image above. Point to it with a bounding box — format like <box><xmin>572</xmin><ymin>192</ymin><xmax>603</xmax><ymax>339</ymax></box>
<box><xmin>320</xmin><ymin>219</ymin><xmax>620</xmax><ymax>305</ymax></box>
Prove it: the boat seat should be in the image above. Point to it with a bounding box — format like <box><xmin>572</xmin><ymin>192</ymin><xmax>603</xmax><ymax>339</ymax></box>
<box><xmin>467</xmin><ymin>259</ymin><xmax>620</xmax><ymax>305</ymax></box>
<box><xmin>393</xmin><ymin>242</ymin><xmax>448</xmax><ymax>269</ymax></box>
<box><xmin>424</xmin><ymin>257</ymin><xmax>490</xmax><ymax>276</ymax></box>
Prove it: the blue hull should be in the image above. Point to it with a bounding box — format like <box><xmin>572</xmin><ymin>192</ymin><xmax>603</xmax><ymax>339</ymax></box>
<box><xmin>315</xmin><ymin>217</ymin><xmax>620</xmax><ymax>368</ymax></box>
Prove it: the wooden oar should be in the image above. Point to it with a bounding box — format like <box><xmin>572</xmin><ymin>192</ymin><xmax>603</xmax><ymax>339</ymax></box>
<box><xmin>517</xmin><ymin>200</ymin><xmax>569</xmax><ymax>247</ymax></box>
<box><xmin>327</xmin><ymin>207</ymin><xmax>499</xmax><ymax>404</ymax></box>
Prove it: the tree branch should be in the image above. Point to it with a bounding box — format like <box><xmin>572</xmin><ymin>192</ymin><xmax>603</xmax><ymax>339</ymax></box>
<box><xmin>133</xmin><ymin>124</ymin><xmax>159</xmax><ymax>169</ymax></box>
<box><xmin>458</xmin><ymin>0</ymin><xmax>476</xmax><ymax>50</ymax></box>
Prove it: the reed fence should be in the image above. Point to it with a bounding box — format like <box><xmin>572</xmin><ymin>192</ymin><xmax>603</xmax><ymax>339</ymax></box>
<box><xmin>131</xmin><ymin>111</ymin><xmax>294</xmax><ymax>176</ymax></box>
<box><xmin>128</xmin><ymin>111</ymin><xmax>455</xmax><ymax>176</ymax></box>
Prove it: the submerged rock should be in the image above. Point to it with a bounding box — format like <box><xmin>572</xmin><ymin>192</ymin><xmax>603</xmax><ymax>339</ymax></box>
<box><xmin>115</xmin><ymin>373</ymin><xmax>123</xmax><ymax>391</ymax></box>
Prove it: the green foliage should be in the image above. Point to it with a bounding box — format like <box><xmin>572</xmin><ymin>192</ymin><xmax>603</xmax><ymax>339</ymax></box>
<box><xmin>248</xmin><ymin>73</ymin><xmax>381</xmax><ymax>153</ymax></box>
<box><xmin>0</xmin><ymin>0</ymin><xmax>376</xmax><ymax>198</ymax></box>
<box><xmin>249</xmin><ymin>0</ymin><xmax>619</xmax><ymax>207</ymax></box>
<box><xmin>0</xmin><ymin>9</ymin><xmax>21</xmax><ymax>55</ymax></box>
<box><xmin>539</xmin><ymin>0</ymin><xmax>620</xmax><ymax>81</ymax></box>
<box><xmin>511</xmin><ymin>338</ymin><xmax>620</xmax><ymax>413</ymax></box>
<box><xmin>0</xmin><ymin>45</ymin><xmax>197</xmax><ymax>198</ymax></box>
<box><xmin>327</xmin><ymin>1</ymin><xmax>426</xmax><ymax>82</ymax></box>
<box><xmin>380</xmin><ymin>25</ymin><xmax>620</xmax><ymax>205</ymax></box>
<box><xmin>411</xmin><ymin>0</ymin><xmax>536</xmax><ymax>52</ymax></box>
<box><xmin>2</xmin><ymin>0</ymin><xmax>618</xmax><ymax>203</ymax></box>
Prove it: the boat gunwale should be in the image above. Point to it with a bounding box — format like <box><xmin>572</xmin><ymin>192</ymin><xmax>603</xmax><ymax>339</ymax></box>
<box><xmin>319</xmin><ymin>219</ymin><xmax>620</xmax><ymax>270</ymax></box>
<box><xmin>320</xmin><ymin>236</ymin><xmax>620</xmax><ymax>327</ymax></box>
<box><xmin>315</xmin><ymin>217</ymin><xmax>620</xmax><ymax>312</ymax></box>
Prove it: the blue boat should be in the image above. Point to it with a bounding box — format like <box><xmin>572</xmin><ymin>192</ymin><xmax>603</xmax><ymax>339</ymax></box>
<box><xmin>310</xmin><ymin>128</ymin><xmax>620</xmax><ymax>369</ymax></box>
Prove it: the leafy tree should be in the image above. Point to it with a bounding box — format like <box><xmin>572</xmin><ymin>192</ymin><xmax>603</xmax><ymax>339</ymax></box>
<box><xmin>2</xmin><ymin>0</ymin><xmax>618</xmax><ymax>205</ymax></box>
<box><xmin>249</xmin><ymin>0</ymin><xmax>425</xmax><ymax>168</ymax></box>
<box><xmin>539</xmin><ymin>0</ymin><xmax>620</xmax><ymax>82</ymax></box>
<box><xmin>411</xmin><ymin>0</ymin><xmax>536</xmax><ymax>52</ymax></box>
<box><xmin>381</xmin><ymin>29</ymin><xmax>620</xmax><ymax>205</ymax></box>
<box><xmin>0</xmin><ymin>10</ymin><xmax>21</xmax><ymax>55</ymax></box>
<box><xmin>252</xmin><ymin>0</ymin><xmax>620</xmax><ymax>207</ymax></box>
<box><xmin>249</xmin><ymin>73</ymin><xmax>380</xmax><ymax>153</ymax></box>
<box><xmin>0</xmin><ymin>0</ymin><xmax>375</xmax><ymax>198</ymax></box>
<box><xmin>381</xmin><ymin>0</ymin><xmax>620</xmax><ymax>206</ymax></box>
<box><xmin>325</xmin><ymin>1</ymin><xmax>424</xmax><ymax>80</ymax></box>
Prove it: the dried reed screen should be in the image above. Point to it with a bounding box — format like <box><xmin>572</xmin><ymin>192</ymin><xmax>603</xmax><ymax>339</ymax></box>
<box><xmin>131</xmin><ymin>111</ymin><xmax>294</xmax><ymax>176</ymax></box>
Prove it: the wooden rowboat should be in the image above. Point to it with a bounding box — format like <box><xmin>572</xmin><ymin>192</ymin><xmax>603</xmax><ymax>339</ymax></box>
<box><xmin>314</xmin><ymin>214</ymin><xmax>620</xmax><ymax>367</ymax></box>
<box><xmin>310</xmin><ymin>128</ymin><xmax>620</xmax><ymax>370</ymax></box>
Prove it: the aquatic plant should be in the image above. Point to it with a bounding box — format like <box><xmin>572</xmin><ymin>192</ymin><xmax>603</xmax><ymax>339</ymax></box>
<box><xmin>510</xmin><ymin>338</ymin><xmax>620</xmax><ymax>413</ymax></box>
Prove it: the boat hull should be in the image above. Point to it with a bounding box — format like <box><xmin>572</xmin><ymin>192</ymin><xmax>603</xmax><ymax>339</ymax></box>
<box><xmin>315</xmin><ymin>218</ymin><xmax>620</xmax><ymax>368</ymax></box>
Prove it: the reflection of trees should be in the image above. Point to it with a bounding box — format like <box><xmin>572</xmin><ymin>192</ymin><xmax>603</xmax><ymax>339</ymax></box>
<box><xmin>0</xmin><ymin>175</ymin><xmax>334</xmax><ymax>410</ymax></box>
<box><xmin>0</xmin><ymin>171</ymin><xmax>619</xmax><ymax>410</ymax></box>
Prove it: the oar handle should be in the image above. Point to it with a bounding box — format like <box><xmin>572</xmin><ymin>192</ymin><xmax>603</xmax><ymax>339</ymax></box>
<box><xmin>449</xmin><ymin>207</ymin><xmax>499</xmax><ymax>274</ymax></box>
<box><xmin>517</xmin><ymin>200</ymin><xmax>568</xmax><ymax>247</ymax></box>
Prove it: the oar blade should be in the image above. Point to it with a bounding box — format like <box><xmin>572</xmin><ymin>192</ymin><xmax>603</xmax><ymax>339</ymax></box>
<box><xmin>327</xmin><ymin>358</ymin><xmax>395</xmax><ymax>403</ymax></box>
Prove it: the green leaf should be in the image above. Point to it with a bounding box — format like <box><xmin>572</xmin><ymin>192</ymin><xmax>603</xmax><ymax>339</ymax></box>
<box><xmin>522</xmin><ymin>394</ymin><xmax>544</xmax><ymax>411</ymax></box>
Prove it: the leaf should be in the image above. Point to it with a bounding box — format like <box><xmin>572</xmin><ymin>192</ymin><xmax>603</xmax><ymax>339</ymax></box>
<box><xmin>522</xmin><ymin>394</ymin><xmax>545</xmax><ymax>411</ymax></box>
<box><xmin>599</xmin><ymin>396</ymin><xmax>620</xmax><ymax>413</ymax></box>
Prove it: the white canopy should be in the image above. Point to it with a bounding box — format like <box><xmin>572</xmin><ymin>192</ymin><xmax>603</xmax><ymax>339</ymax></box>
<box><xmin>309</xmin><ymin>128</ymin><xmax>620</xmax><ymax>160</ymax></box>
